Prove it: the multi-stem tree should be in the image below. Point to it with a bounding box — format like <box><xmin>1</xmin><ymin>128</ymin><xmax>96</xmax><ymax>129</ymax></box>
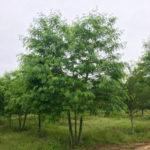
<box><xmin>61</xmin><ymin>11</ymin><xmax>125</xmax><ymax>146</ymax></box>
<box><xmin>20</xmin><ymin>11</ymin><xmax>125</xmax><ymax>146</ymax></box>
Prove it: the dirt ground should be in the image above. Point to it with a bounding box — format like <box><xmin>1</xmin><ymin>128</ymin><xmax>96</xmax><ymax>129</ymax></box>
<box><xmin>84</xmin><ymin>142</ymin><xmax>150</xmax><ymax>150</ymax></box>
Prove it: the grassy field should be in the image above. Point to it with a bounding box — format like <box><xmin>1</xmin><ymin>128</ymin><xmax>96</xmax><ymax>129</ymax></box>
<box><xmin>0</xmin><ymin>114</ymin><xmax>150</xmax><ymax>150</ymax></box>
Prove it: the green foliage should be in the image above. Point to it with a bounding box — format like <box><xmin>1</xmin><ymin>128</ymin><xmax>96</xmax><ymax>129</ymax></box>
<box><xmin>0</xmin><ymin>77</ymin><xmax>5</xmax><ymax>115</ymax></box>
<box><xmin>135</xmin><ymin>39</ymin><xmax>150</xmax><ymax>111</ymax></box>
<box><xmin>0</xmin><ymin>10</ymin><xmax>126</xmax><ymax>147</ymax></box>
<box><xmin>20</xmin><ymin>9</ymin><xmax>124</xmax><ymax>128</ymax></box>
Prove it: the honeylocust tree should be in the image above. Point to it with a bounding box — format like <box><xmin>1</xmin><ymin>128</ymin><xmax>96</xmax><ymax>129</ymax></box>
<box><xmin>21</xmin><ymin>11</ymin><xmax>125</xmax><ymax>146</ymax></box>
<box><xmin>62</xmin><ymin>11</ymin><xmax>125</xmax><ymax>146</ymax></box>
<box><xmin>20</xmin><ymin>12</ymin><xmax>67</xmax><ymax>132</ymax></box>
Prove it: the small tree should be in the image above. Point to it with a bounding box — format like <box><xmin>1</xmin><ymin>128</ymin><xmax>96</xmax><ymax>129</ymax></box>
<box><xmin>123</xmin><ymin>66</ymin><xmax>139</xmax><ymax>133</ymax></box>
<box><xmin>134</xmin><ymin>72</ymin><xmax>150</xmax><ymax>116</ymax></box>
<box><xmin>2</xmin><ymin>71</ymin><xmax>31</xmax><ymax>130</ymax></box>
<box><xmin>136</xmin><ymin>39</ymin><xmax>150</xmax><ymax>115</ymax></box>
<box><xmin>93</xmin><ymin>77</ymin><xmax>125</xmax><ymax>116</ymax></box>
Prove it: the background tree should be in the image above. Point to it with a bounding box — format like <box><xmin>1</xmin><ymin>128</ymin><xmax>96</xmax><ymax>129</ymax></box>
<box><xmin>2</xmin><ymin>73</ymin><xmax>14</xmax><ymax>128</ymax></box>
<box><xmin>93</xmin><ymin>77</ymin><xmax>125</xmax><ymax>116</ymax></box>
<box><xmin>135</xmin><ymin>39</ymin><xmax>150</xmax><ymax>115</ymax></box>
<box><xmin>0</xmin><ymin>77</ymin><xmax>5</xmax><ymax>119</ymax></box>
<box><xmin>20</xmin><ymin>12</ymin><xmax>67</xmax><ymax>132</ymax></box>
<box><xmin>134</xmin><ymin>72</ymin><xmax>150</xmax><ymax>116</ymax></box>
<box><xmin>123</xmin><ymin>66</ymin><xmax>141</xmax><ymax>133</ymax></box>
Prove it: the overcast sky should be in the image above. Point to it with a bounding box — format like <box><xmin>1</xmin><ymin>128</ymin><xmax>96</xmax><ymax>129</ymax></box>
<box><xmin>0</xmin><ymin>0</ymin><xmax>150</xmax><ymax>76</ymax></box>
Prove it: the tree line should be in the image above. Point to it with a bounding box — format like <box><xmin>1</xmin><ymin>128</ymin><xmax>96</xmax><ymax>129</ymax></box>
<box><xmin>0</xmin><ymin>11</ymin><xmax>150</xmax><ymax>147</ymax></box>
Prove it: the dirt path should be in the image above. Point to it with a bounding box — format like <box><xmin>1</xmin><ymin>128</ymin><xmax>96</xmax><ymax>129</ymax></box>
<box><xmin>83</xmin><ymin>143</ymin><xmax>150</xmax><ymax>150</ymax></box>
<box><xmin>136</xmin><ymin>144</ymin><xmax>150</xmax><ymax>150</ymax></box>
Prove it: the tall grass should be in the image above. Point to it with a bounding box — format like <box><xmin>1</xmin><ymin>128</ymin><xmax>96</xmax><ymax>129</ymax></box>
<box><xmin>0</xmin><ymin>114</ymin><xmax>150</xmax><ymax>150</ymax></box>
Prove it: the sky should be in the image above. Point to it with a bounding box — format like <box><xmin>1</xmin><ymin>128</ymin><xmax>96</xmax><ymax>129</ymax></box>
<box><xmin>0</xmin><ymin>0</ymin><xmax>150</xmax><ymax>76</ymax></box>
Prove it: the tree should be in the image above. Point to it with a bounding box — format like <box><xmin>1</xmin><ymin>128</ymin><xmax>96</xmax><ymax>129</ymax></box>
<box><xmin>93</xmin><ymin>77</ymin><xmax>125</xmax><ymax>116</ymax></box>
<box><xmin>20</xmin><ymin>12</ymin><xmax>67</xmax><ymax>132</ymax></box>
<box><xmin>123</xmin><ymin>66</ymin><xmax>141</xmax><ymax>133</ymax></box>
<box><xmin>133</xmin><ymin>72</ymin><xmax>150</xmax><ymax>116</ymax></box>
<box><xmin>1</xmin><ymin>73</ymin><xmax>14</xmax><ymax>128</ymax></box>
<box><xmin>135</xmin><ymin>39</ymin><xmax>150</xmax><ymax>115</ymax></box>
<box><xmin>64</xmin><ymin>11</ymin><xmax>124</xmax><ymax>146</ymax></box>
<box><xmin>0</xmin><ymin>77</ymin><xmax>5</xmax><ymax>118</ymax></box>
<box><xmin>20</xmin><ymin>10</ymin><xmax>125</xmax><ymax>147</ymax></box>
<box><xmin>1</xmin><ymin>71</ymin><xmax>31</xmax><ymax>130</ymax></box>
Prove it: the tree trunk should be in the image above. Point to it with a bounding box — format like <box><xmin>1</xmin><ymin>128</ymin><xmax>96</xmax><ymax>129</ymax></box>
<box><xmin>22</xmin><ymin>113</ymin><xmax>27</xmax><ymax>130</ymax></box>
<box><xmin>18</xmin><ymin>114</ymin><xmax>22</xmax><ymax>130</ymax></box>
<box><xmin>78</xmin><ymin>116</ymin><xmax>83</xmax><ymax>144</ymax></box>
<box><xmin>61</xmin><ymin>114</ymin><xmax>65</xmax><ymax>125</ymax></box>
<box><xmin>142</xmin><ymin>109</ymin><xmax>144</xmax><ymax>116</ymax></box>
<box><xmin>67</xmin><ymin>110</ymin><xmax>73</xmax><ymax>147</ymax></box>
<box><xmin>38</xmin><ymin>114</ymin><xmax>41</xmax><ymax>132</ymax></box>
<box><xmin>8</xmin><ymin>114</ymin><xmax>12</xmax><ymax>128</ymax></box>
<box><xmin>130</xmin><ymin>112</ymin><xmax>134</xmax><ymax>133</ymax></box>
<box><xmin>74</xmin><ymin>108</ymin><xmax>77</xmax><ymax>144</ymax></box>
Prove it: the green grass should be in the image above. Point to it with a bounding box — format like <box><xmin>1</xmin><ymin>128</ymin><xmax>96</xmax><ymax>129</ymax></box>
<box><xmin>0</xmin><ymin>114</ymin><xmax>150</xmax><ymax>150</ymax></box>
